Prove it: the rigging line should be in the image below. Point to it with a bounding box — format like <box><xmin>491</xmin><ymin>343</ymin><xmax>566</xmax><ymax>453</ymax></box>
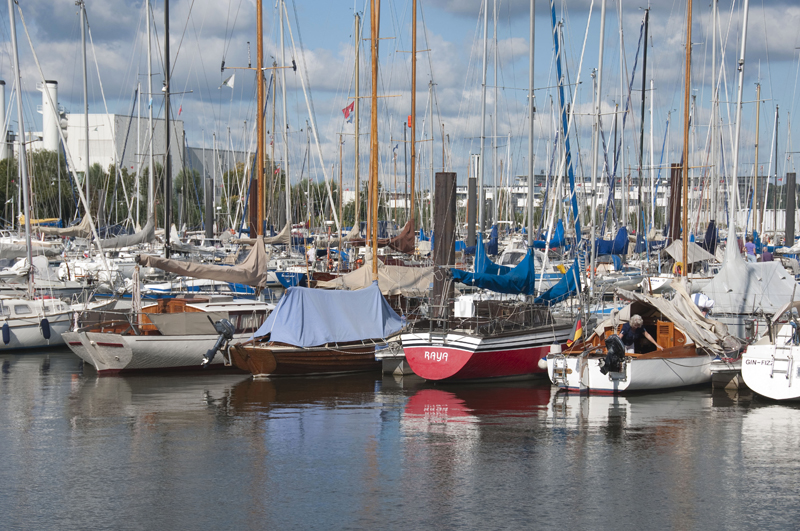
<box><xmin>221</xmin><ymin>0</ymin><xmax>245</xmax><ymax>63</ymax></box>
<box><xmin>169</xmin><ymin>0</ymin><xmax>196</xmax><ymax>80</ymax></box>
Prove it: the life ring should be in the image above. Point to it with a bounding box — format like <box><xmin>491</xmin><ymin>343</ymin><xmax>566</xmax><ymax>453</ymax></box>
<box><xmin>673</xmin><ymin>262</ymin><xmax>684</xmax><ymax>276</ymax></box>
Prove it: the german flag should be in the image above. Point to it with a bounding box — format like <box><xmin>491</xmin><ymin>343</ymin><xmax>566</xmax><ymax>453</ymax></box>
<box><xmin>566</xmin><ymin>318</ymin><xmax>583</xmax><ymax>347</ymax></box>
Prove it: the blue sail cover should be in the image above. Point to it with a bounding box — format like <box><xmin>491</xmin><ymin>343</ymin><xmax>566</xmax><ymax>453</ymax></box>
<box><xmin>487</xmin><ymin>225</ymin><xmax>499</xmax><ymax>255</ymax></box>
<box><xmin>534</xmin><ymin>259</ymin><xmax>581</xmax><ymax>305</ymax></box>
<box><xmin>533</xmin><ymin>219</ymin><xmax>566</xmax><ymax>249</ymax></box>
<box><xmin>474</xmin><ymin>232</ymin><xmax>511</xmax><ymax>275</ymax></box>
<box><xmin>251</xmin><ymin>281</ymin><xmax>404</xmax><ymax>346</ymax></box>
<box><xmin>451</xmin><ymin>247</ymin><xmax>536</xmax><ymax>295</ymax></box>
<box><xmin>595</xmin><ymin>226</ymin><xmax>629</xmax><ymax>255</ymax></box>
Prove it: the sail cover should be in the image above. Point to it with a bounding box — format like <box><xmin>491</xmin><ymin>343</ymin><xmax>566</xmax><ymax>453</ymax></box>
<box><xmin>315</xmin><ymin>259</ymin><xmax>434</xmax><ymax>297</ymax></box>
<box><xmin>251</xmin><ymin>281</ymin><xmax>404</xmax><ymax>346</ymax></box>
<box><xmin>474</xmin><ymin>232</ymin><xmax>511</xmax><ymax>275</ymax></box>
<box><xmin>99</xmin><ymin>218</ymin><xmax>155</xmax><ymax>249</ymax></box>
<box><xmin>137</xmin><ymin>235</ymin><xmax>269</xmax><ymax>287</ymax></box>
<box><xmin>664</xmin><ymin>239</ymin><xmax>715</xmax><ymax>264</ymax></box>
<box><xmin>35</xmin><ymin>215</ymin><xmax>92</xmax><ymax>238</ymax></box>
<box><xmin>451</xmin><ymin>246</ymin><xmax>537</xmax><ymax>295</ymax></box>
<box><xmin>534</xmin><ymin>258</ymin><xmax>581</xmax><ymax>305</ymax></box>
<box><xmin>0</xmin><ymin>242</ymin><xmax>62</xmax><ymax>259</ymax></box>
<box><xmin>532</xmin><ymin>219</ymin><xmax>566</xmax><ymax>249</ymax></box>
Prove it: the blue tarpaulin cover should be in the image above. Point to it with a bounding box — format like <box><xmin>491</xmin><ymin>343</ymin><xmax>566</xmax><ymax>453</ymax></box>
<box><xmin>474</xmin><ymin>232</ymin><xmax>511</xmax><ymax>275</ymax></box>
<box><xmin>251</xmin><ymin>281</ymin><xmax>404</xmax><ymax>346</ymax></box>
<box><xmin>487</xmin><ymin>225</ymin><xmax>499</xmax><ymax>255</ymax></box>
<box><xmin>533</xmin><ymin>219</ymin><xmax>566</xmax><ymax>248</ymax></box>
<box><xmin>534</xmin><ymin>258</ymin><xmax>581</xmax><ymax>305</ymax></box>
<box><xmin>595</xmin><ymin>226</ymin><xmax>629</xmax><ymax>255</ymax></box>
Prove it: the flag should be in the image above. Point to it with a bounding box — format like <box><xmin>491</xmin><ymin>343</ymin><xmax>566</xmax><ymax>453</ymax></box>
<box><xmin>392</xmin><ymin>143</ymin><xmax>399</xmax><ymax>160</ymax></box>
<box><xmin>566</xmin><ymin>318</ymin><xmax>583</xmax><ymax>347</ymax></box>
<box><xmin>342</xmin><ymin>101</ymin><xmax>355</xmax><ymax>123</ymax></box>
<box><xmin>178</xmin><ymin>104</ymin><xmax>182</xmax><ymax>116</ymax></box>
<box><xmin>220</xmin><ymin>74</ymin><xmax>235</xmax><ymax>89</ymax></box>
<box><xmin>148</xmin><ymin>97</ymin><xmax>153</xmax><ymax>109</ymax></box>
<box><xmin>274</xmin><ymin>166</ymin><xmax>281</xmax><ymax>175</ymax></box>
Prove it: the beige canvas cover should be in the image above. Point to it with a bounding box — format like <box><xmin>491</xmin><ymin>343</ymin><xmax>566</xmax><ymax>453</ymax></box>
<box><xmin>316</xmin><ymin>259</ymin><xmax>433</xmax><ymax>297</ymax></box>
<box><xmin>664</xmin><ymin>239</ymin><xmax>716</xmax><ymax>264</ymax></box>
<box><xmin>146</xmin><ymin>311</ymin><xmax>229</xmax><ymax>335</ymax></box>
<box><xmin>35</xmin><ymin>215</ymin><xmax>92</xmax><ymax>238</ymax></box>
<box><xmin>137</xmin><ymin>236</ymin><xmax>269</xmax><ymax>287</ymax></box>
<box><xmin>234</xmin><ymin>223</ymin><xmax>292</xmax><ymax>246</ymax></box>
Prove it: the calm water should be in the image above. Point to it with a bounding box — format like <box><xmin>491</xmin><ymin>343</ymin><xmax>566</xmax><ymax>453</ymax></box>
<box><xmin>1</xmin><ymin>350</ymin><xmax>799</xmax><ymax>530</ymax></box>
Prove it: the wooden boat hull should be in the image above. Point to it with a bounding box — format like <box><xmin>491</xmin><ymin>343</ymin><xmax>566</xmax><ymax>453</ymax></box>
<box><xmin>63</xmin><ymin>330</ymin><xmax>252</xmax><ymax>375</ymax></box>
<box><xmin>402</xmin><ymin>325</ymin><xmax>572</xmax><ymax>381</ymax></box>
<box><xmin>547</xmin><ymin>346</ymin><xmax>713</xmax><ymax>393</ymax></box>
<box><xmin>228</xmin><ymin>343</ymin><xmax>379</xmax><ymax>377</ymax></box>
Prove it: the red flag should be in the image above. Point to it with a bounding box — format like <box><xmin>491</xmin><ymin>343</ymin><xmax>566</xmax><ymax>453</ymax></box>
<box><xmin>178</xmin><ymin>104</ymin><xmax>182</xmax><ymax>116</ymax></box>
<box><xmin>342</xmin><ymin>101</ymin><xmax>355</xmax><ymax>122</ymax></box>
<box><xmin>407</xmin><ymin>115</ymin><xmax>412</xmax><ymax>128</ymax></box>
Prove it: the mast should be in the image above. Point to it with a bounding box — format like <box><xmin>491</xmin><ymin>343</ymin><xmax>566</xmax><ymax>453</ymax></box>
<box><xmin>136</xmin><ymin>80</ymin><xmax>141</xmax><ymax>227</ymax></box>
<box><xmin>637</xmin><ymin>9</ymin><xmax>649</xmax><ymax>239</ymax></box>
<box><xmin>354</xmin><ymin>13</ymin><xmax>361</xmax><ymax>227</ymax></box>
<box><xmin>527</xmin><ymin>0</ymin><xmax>534</xmax><ymax>247</ymax></box>
<box><xmin>429</xmin><ymin>80</ymin><xmax>434</xmax><ymax>232</ymax></box>
<box><xmin>339</xmin><ymin>133</ymin><xmax>343</xmax><ymax>269</ymax></box>
<box><xmin>649</xmin><ymin>78</ymin><xmax>654</xmax><ymax>230</ymax></box>
<box><xmin>7</xmin><ymin>0</ymin><xmax>33</xmax><ymax>299</ymax></box>
<box><xmin>478</xmin><ymin>0</ymin><xmax>488</xmax><ymax>233</ymax></box>
<box><xmin>147</xmin><ymin>0</ymin><xmax>154</xmax><ymax>219</ymax></box>
<box><xmin>164</xmin><ymin>0</ymin><xmax>172</xmax><ymax>257</ymax></box>
<box><xmin>681</xmin><ymin>0</ymin><xmax>692</xmax><ymax>276</ymax></box>
<box><xmin>727</xmin><ymin>0</ymin><xmax>752</xmax><ymax>254</ymax></box>
<box><xmin>492</xmin><ymin>0</ymin><xmax>498</xmax><ymax>225</ymax></box>
<box><xmin>618</xmin><ymin>0</ymin><xmax>626</xmax><ymax>228</ymax></box>
<box><xmin>753</xmin><ymin>83</ymin><xmax>761</xmax><ymax>235</ymax></box>
<box><xmin>710</xmin><ymin>0</ymin><xmax>717</xmax><ymax>225</ymax></box>
<box><xmin>774</xmin><ymin>106</ymin><xmax>779</xmax><ymax>242</ymax></box>
<box><xmin>369</xmin><ymin>0</ymin><xmax>380</xmax><ymax>280</ymax></box>
<box><xmin>410</xmin><ymin>0</ymin><xmax>416</xmax><ymax>229</ymax></box>
<box><xmin>255</xmin><ymin>0</ymin><xmax>264</xmax><ymax>236</ymax></box>
<box><xmin>79</xmin><ymin>0</ymin><xmax>90</xmax><ymax>214</ymax></box>
<box><xmin>280</xmin><ymin>0</ymin><xmax>291</xmax><ymax>232</ymax></box>
<box><xmin>590</xmin><ymin>0</ymin><xmax>608</xmax><ymax>292</ymax></box>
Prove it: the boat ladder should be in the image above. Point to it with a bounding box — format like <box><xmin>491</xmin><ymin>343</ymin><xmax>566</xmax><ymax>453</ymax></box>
<box><xmin>551</xmin><ymin>354</ymin><xmax>569</xmax><ymax>387</ymax></box>
<box><xmin>770</xmin><ymin>345</ymin><xmax>795</xmax><ymax>385</ymax></box>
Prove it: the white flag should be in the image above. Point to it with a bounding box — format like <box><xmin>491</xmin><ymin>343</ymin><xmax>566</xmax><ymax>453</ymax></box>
<box><xmin>220</xmin><ymin>74</ymin><xmax>235</xmax><ymax>90</ymax></box>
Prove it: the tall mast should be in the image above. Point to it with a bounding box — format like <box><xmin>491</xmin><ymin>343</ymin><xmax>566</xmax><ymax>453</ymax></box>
<box><xmin>369</xmin><ymin>0</ymin><xmax>380</xmax><ymax>280</ymax></box>
<box><xmin>727</xmin><ymin>0</ymin><xmax>751</xmax><ymax>255</ymax></box>
<box><xmin>649</xmin><ymin>78</ymin><xmax>654</xmax><ymax>230</ymax></box>
<box><xmin>164</xmin><ymin>0</ymin><xmax>172</xmax><ymax>257</ymax></box>
<box><xmin>492</xmin><ymin>0</ymin><xmax>498</xmax><ymax>225</ymax></box>
<box><xmin>590</xmin><ymin>0</ymin><xmax>607</xmax><ymax>292</ymax></box>
<box><xmin>681</xmin><ymin>0</ymin><xmax>692</xmax><ymax>276</ymax></box>
<box><xmin>478</xmin><ymin>0</ymin><xmax>488</xmax><ymax>233</ymax></box>
<box><xmin>753</xmin><ymin>83</ymin><xmax>761</xmax><ymax>235</ymax></box>
<box><xmin>774</xmin><ymin>106</ymin><xmax>779</xmax><ymax>242</ymax></box>
<box><xmin>354</xmin><ymin>13</ymin><xmax>361</xmax><ymax>226</ymax></box>
<box><xmin>710</xmin><ymin>0</ymin><xmax>717</xmax><ymax>225</ymax></box>
<box><xmin>527</xmin><ymin>0</ymin><xmax>534</xmax><ymax>247</ymax></box>
<box><xmin>429</xmin><ymin>80</ymin><xmax>434</xmax><ymax>232</ymax></box>
<box><xmin>255</xmin><ymin>0</ymin><xmax>264</xmax><ymax>236</ymax></box>
<box><xmin>637</xmin><ymin>9</ymin><xmax>649</xmax><ymax>239</ymax></box>
<box><xmin>146</xmin><ymin>0</ymin><xmax>154</xmax><ymax>219</ymax></box>
<box><xmin>410</xmin><ymin>0</ymin><xmax>416</xmax><ymax>229</ymax></box>
<box><xmin>79</xmin><ymin>0</ymin><xmax>90</xmax><ymax>213</ymax></box>
<box><xmin>619</xmin><ymin>0</ymin><xmax>626</xmax><ymax>228</ymax></box>
<box><xmin>280</xmin><ymin>0</ymin><xmax>291</xmax><ymax>231</ymax></box>
<box><xmin>7</xmin><ymin>0</ymin><xmax>33</xmax><ymax>298</ymax></box>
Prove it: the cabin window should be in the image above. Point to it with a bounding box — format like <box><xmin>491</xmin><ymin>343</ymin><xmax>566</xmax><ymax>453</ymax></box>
<box><xmin>14</xmin><ymin>305</ymin><xmax>32</xmax><ymax>315</ymax></box>
<box><xmin>0</xmin><ymin>305</ymin><xmax>9</xmax><ymax>316</ymax></box>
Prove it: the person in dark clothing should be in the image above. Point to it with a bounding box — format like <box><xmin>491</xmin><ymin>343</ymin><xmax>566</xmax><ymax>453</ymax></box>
<box><xmin>620</xmin><ymin>314</ymin><xmax>664</xmax><ymax>354</ymax></box>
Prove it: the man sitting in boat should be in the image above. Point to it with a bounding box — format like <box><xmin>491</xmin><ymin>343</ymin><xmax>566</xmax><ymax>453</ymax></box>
<box><xmin>620</xmin><ymin>315</ymin><xmax>664</xmax><ymax>354</ymax></box>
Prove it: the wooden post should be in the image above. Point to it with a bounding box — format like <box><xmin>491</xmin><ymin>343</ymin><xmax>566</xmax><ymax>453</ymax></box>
<box><xmin>433</xmin><ymin>172</ymin><xmax>456</xmax><ymax>321</ymax></box>
<box><xmin>786</xmin><ymin>172</ymin><xmax>796</xmax><ymax>248</ymax></box>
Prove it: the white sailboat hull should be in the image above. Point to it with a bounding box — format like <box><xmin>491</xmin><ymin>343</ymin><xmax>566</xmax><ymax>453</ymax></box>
<box><xmin>63</xmin><ymin>330</ymin><xmax>253</xmax><ymax>375</ymax></box>
<box><xmin>742</xmin><ymin>344</ymin><xmax>800</xmax><ymax>401</ymax></box>
<box><xmin>0</xmin><ymin>311</ymin><xmax>72</xmax><ymax>350</ymax></box>
<box><xmin>547</xmin><ymin>352</ymin><xmax>713</xmax><ymax>393</ymax></box>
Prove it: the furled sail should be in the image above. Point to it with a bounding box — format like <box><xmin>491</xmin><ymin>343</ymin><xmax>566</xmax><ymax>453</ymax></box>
<box><xmin>99</xmin><ymin>218</ymin><xmax>155</xmax><ymax>249</ymax></box>
<box><xmin>136</xmin><ymin>235</ymin><xmax>269</xmax><ymax>287</ymax></box>
<box><xmin>35</xmin><ymin>215</ymin><xmax>92</xmax><ymax>238</ymax></box>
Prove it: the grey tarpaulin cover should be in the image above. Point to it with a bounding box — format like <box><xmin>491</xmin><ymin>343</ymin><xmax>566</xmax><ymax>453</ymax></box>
<box><xmin>137</xmin><ymin>235</ymin><xmax>269</xmax><ymax>287</ymax></box>
<box><xmin>35</xmin><ymin>216</ymin><xmax>92</xmax><ymax>238</ymax></box>
<box><xmin>701</xmin><ymin>235</ymin><xmax>800</xmax><ymax>314</ymax></box>
<box><xmin>233</xmin><ymin>223</ymin><xmax>292</xmax><ymax>246</ymax></box>
<box><xmin>0</xmin><ymin>242</ymin><xmax>62</xmax><ymax>259</ymax></box>
<box><xmin>612</xmin><ymin>281</ymin><xmax>742</xmax><ymax>356</ymax></box>
<box><xmin>315</xmin><ymin>259</ymin><xmax>434</xmax><ymax>297</ymax></box>
<box><xmin>664</xmin><ymin>239</ymin><xmax>716</xmax><ymax>264</ymax></box>
<box><xmin>250</xmin><ymin>281</ymin><xmax>404</xmax><ymax>346</ymax></box>
<box><xmin>99</xmin><ymin>218</ymin><xmax>155</xmax><ymax>249</ymax></box>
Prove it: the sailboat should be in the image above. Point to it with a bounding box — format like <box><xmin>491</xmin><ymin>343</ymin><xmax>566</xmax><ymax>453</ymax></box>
<box><xmin>1</xmin><ymin>0</ymin><xmax>74</xmax><ymax>351</ymax></box>
<box><xmin>741</xmin><ymin>301</ymin><xmax>800</xmax><ymax>400</ymax></box>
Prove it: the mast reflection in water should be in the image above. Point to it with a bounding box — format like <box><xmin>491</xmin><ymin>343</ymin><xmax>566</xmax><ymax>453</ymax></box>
<box><xmin>1</xmin><ymin>351</ymin><xmax>799</xmax><ymax>529</ymax></box>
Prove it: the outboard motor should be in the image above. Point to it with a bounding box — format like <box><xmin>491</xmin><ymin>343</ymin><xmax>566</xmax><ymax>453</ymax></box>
<box><xmin>202</xmin><ymin>318</ymin><xmax>235</xmax><ymax>368</ymax></box>
<box><xmin>599</xmin><ymin>334</ymin><xmax>626</xmax><ymax>375</ymax></box>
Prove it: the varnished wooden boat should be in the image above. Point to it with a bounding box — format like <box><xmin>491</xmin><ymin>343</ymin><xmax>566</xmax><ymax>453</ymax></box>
<box><xmin>228</xmin><ymin>340</ymin><xmax>379</xmax><ymax>378</ymax></box>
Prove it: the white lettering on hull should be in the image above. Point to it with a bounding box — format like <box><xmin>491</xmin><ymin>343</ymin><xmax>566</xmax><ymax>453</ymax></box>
<box><xmin>423</xmin><ymin>350</ymin><xmax>448</xmax><ymax>362</ymax></box>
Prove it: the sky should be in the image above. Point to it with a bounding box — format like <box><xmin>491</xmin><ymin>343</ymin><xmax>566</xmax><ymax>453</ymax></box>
<box><xmin>2</xmin><ymin>0</ymin><xmax>799</xmax><ymax>198</ymax></box>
